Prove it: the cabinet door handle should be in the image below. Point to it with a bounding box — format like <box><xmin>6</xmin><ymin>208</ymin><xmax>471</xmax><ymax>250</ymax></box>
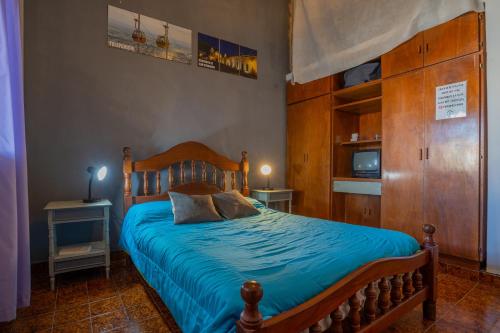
<box><xmin>419</xmin><ymin>148</ymin><xmax>423</xmax><ymax>160</ymax></box>
<box><xmin>364</xmin><ymin>208</ymin><xmax>367</xmax><ymax>216</ymax></box>
<box><xmin>425</xmin><ymin>43</ymin><xmax>429</xmax><ymax>53</ymax></box>
<box><xmin>418</xmin><ymin>45</ymin><xmax>422</xmax><ymax>54</ymax></box>
<box><xmin>426</xmin><ymin>147</ymin><xmax>429</xmax><ymax>160</ymax></box>
<box><xmin>368</xmin><ymin>208</ymin><xmax>372</xmax><ymax>216</ymax></box>
<box><xmin>303</xmin><ymin>154</ymin><xmax>306</xmax><ymax>163</ymax></box>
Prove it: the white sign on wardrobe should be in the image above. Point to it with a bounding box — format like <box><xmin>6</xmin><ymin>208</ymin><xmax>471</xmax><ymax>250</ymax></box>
<box><xmin>436</xmin><ymin>81</ymin><xmax>467</xmax><ymax>120</ymax></box>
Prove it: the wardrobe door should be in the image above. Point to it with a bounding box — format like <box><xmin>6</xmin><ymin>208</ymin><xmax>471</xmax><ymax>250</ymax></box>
<box><xmin>423</xmin><ymin>12</ymin><xmax>480</xmax><ymax>67</ymax></box>
<box><xmin>423</xmin><ymin>54</ymin><xmax>481</xmax><ymax>260</ymax></box>
<box><xmin>303</xmin><ymin>94</ymin><xmax>331</xmax><ymax>219</ymax></box>
<box><xmin>287</xmin><ymin>101</ymin><xmax>309</xmax><ymax>215</ymax></box>
<box><xmin>381</xmin><ymin>70</ymin><xmax>425</xmax><ymax>241</ymax></box>
<box><xmin>382</xmin><ymin>33</ymin><xmax>424</xmax><ymax>78</ymax></box>
<box><xmin>286</xmin><ymin>76</ymin><xmax>331</xmax><ymax>104</ymax></box>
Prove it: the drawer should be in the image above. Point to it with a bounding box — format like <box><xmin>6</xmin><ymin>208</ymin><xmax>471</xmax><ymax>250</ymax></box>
<box><xmin>54</xmin><ymin>255</ymin><xmax>106</xmax><ymax>274</ymax></box>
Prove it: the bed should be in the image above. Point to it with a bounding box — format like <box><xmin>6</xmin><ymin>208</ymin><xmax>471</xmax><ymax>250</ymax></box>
<box><xmin>120</xmin><ymin>141</ymin><xmax>438</xmax><ymax>333</ymax></box>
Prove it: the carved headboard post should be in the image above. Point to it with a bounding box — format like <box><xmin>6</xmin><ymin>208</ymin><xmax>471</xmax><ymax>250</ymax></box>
<box><xmin>240</xmin><ymin>151</ymin><xmax>249</xmax><ymax>196</ymax></box>
<box><xmin>123</xmin><ymin>147</ymin><xmax>133</xmax><ymax>212</ymax></box>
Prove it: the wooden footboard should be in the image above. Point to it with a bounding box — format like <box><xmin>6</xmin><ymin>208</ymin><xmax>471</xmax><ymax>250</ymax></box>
<box><xmin>237</xmin><ymin>224</ymin><xmax>438</xmax><ymax>333</ymax></box>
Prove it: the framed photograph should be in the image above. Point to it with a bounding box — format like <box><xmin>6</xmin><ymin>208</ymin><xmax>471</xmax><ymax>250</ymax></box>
<box><xmin>219</xmin><ymin>40</ymin><xmax>240</xmax><ymax>75</ymax></box>
<box><xmin>239</xmin><ymin>46</ymin><xmax>257</xmax><ymax>79</ymax></box>
<box><xmin>108</xmin><ymin>5</ymin><xmax>192</xmax><ymax>64</ymax></box>
<box><xmin>197</xmin><ymin>33</ymin><xmax>220</xmax><ymax>71</ymax></box>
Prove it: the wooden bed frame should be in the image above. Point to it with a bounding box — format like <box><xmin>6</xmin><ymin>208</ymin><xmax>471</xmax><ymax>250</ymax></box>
<box><xmin>122</xmin><ymin>141</ymin><xmax>438</xmax><ymax>333</ymax></box>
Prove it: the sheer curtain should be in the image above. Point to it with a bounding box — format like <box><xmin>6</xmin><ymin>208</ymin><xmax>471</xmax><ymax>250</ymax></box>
<box><xmin>291</xmin><ymin>0</ymin><xmax>484</xmax><ymax>83</ymax></box>
<box><xmin>0</xmin><ymin>0</ymin><xmax>30</xmax><ymax>322</ymax></box>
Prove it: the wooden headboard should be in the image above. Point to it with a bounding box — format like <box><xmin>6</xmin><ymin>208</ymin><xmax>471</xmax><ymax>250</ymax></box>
<box><xmin>122</xmin><ymin>141</ymin><xmax>249</xmax><ymax>213</ymax></box>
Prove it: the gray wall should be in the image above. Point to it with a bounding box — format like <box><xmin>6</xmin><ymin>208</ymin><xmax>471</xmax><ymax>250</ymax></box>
<box><xmin>24</xmin><ymin>0</ymin><xmax>289</xmax><ymax>263</ymax></box>
<box><xmin>486</xmin><ymin>0</ymin><xmax>500</xmax><ymax>274</ymax></box>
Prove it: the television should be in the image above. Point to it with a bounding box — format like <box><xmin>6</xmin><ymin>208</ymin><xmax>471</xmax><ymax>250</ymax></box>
<box><xmin>352</xmin><ymin>149</ymin><xmax>381</xmax><ymax>179</ymax></box>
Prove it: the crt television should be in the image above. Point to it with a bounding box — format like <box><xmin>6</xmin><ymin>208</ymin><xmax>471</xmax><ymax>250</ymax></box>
<box><xmin>352</xmin><ymin>149</ymin><xmax>381</xmax><ymax>179</ymax></box>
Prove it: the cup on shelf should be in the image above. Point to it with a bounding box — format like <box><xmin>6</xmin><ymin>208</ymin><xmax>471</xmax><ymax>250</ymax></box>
<box><xmin>351</xmin><ymin>133</ymin><xmax>359</xmax><ymax>142</ymax></box>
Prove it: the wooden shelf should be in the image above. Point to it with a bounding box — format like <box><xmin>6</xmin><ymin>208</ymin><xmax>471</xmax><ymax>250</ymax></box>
<box><xmin>334</xmin><ymin>96</ymin><xmax>382</xmax><ymax>114</ymax></box>
<box><xmin>333</xmin><ymin>79</ymin><xmax>382</xmax><ymax>102</ymax></box>
<box><xmin>333</xmin><ymin>177</ymin><xmax>382</xmax><ymax>183</ymax></box>
<box><xmin>340</xmin><ymin>139</ymin><xmax>382</xmax><ymax>146</ymax></box>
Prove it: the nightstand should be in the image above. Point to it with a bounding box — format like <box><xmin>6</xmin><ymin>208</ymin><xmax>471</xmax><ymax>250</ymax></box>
<box><xmin>44</xmin><ymin>199</ymin><xmax>112</xmax><ymax>291</ymax></box>
<box><xmin>251</xmin><ymin>189</ymin><xmax>293</xmax><ymax>213</ymax></box>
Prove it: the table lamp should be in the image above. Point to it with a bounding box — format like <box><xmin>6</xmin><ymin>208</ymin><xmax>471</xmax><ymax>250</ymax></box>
<box><xmin>260</xmin><ymin>164</ymin><xmax>273</xmax><ymax>190</ymax></box>
<box><xmin>83</xmin><ymin>166</ymin><xmax>107</xmax><ymax>203</ymax></box>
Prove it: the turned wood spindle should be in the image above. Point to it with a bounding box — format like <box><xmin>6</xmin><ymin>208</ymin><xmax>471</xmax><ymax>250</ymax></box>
<box><xmin>222</xmin><ymin>171</ymin><xmax>226</xmax><ymax>191</ymax></box>
<box><xmin>391</xmin><ymin>274</ymin><xmax>403</xmax><ymax>306</ymax></box>
<box><xmin>403</xmin><ymin>272</ymin><xmax>414</xmax><ymax>299</ymax></box>
<box><xmin>365</xmin><ymin>281</ymin><xmax>377</xmax><ymax>324</ymax></box>
<box><xmin>240</xmin><ymin>151</ymin><xmax>249</xmax><ymax>196</ymax></box>
<box><xmin>191</xmin><ymin>160</ymin><xmax>196</xmax><ymax>182</ymax></box>
<box><xmin>231</xmin><ymin>171</ymin><xmax>236</xmax><ymax>190</ymax></box>
<box><xmin>155</xmin><ymin>171</ymin><xmax>161</xmax><ymax>195</ymax></box>
<box><xmin>123</xmin><ymin>147</ymin><xmax>132</xmax><ymax>197</ymax></box>
<box><xmin>143</xmin><ymin>171</ymin><xmax>149</xmax><ymax>195</ymax></box>
<box><xmin>180</xmin><ymin>161</ymin><xmax>185</xmax><ymax>184</ymax></box>
<box><xmin>330</xmin><ymin>308</ymin><xmax>343</xmax><ymax>333</ymax></box>
<box><xmin>238</xmin><ymin>281</ymin><xmax>263</xmax><ymax>331</ymax></box>
<box><xmin>202</xmin><ymin>161</ymin><xmax>207</xmax><ymax>182</ymax></box>
<box><xmin>413</xmin><ymin>268</ymin><xmax>424</xmax><ymax>291</ymax></box>
<box><xmin>378</xmin><ymin>277</ymin><xmax>391</xmax><ymax>314</ymax></box>
<box><xmin>348</xmin><ymin>294</ymin><xmax>361</xmax><ymax>332</ymax></box>
<box><xmin>212</xmin><ymin>167</ymin><xmax>217</xmax><ymax>185</ymax></box>
<box><xmin>168</xmin><ymin>165</ymin><xmax>174</xmax><ymax>189</ymax></box>
<box><xmin>309</xmin><ymin>322</ymin><xmax>322</xmax><ymax>333</ymax></box>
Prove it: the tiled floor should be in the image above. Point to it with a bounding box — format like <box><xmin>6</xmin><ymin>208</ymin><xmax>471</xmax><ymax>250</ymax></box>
<box><xmin>1</xmin><ymin>254</ymin><xmax>500</xmax><ymax>332</ymax></box>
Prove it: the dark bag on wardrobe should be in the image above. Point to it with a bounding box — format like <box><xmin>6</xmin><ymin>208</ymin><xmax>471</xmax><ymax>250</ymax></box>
<box><xmin>343</xmin><ymin>62</ymin><xmax>381</xmax><ymax>88</ymax></box>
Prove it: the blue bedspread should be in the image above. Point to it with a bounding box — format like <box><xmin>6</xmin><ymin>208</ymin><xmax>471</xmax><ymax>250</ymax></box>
<box><xmin>119</xmin><ymin>199</ymin><xmax>419</xmax><ymax>333</ymax></box>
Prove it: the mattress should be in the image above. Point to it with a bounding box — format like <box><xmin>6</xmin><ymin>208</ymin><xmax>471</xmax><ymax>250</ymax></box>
<box><xmin>119</xmin><ymin>198</ymin><xmax>419</xmax><ymax>333</ymax></box>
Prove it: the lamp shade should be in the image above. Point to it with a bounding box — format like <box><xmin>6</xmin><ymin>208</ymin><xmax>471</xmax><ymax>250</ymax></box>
<box><xmin>97</xmin><ymin>166</ymin><xmax>107</xmax><ymax>181</ymax></box>
<box><xmin>260</xmin><ymin>164</ymin><xmax>272</xmax><ymax>176</ymax></box>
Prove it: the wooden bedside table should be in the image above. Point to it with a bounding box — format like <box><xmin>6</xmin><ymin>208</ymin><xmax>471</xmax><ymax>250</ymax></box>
<box><xmin>251</xmin><ymin>189</ymin><xmax>293</xmax><ymax>213</ymax></box>
<box><xmin>44</xmin><ymin>199</ymin><xmax>112</xmax><ymax>290</ymax></box>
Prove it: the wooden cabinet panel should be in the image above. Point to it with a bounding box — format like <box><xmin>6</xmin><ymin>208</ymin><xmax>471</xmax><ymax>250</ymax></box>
<box><xmin>423</xmin><ymin>54</ymin><xmax>481</xmax><ymax>260</ymax></box>
<box><xmin>424</xmin><ymin>12</ymin><xmax>480</xmax><ymax>67</ymax></box>
<box><xmin>382</xmin><ymin>33</ymin><xmax>424</xmax><ymax>79</ymax></box>
<box><xmin>304</xmin><ymin>95</ymin><xmax>331</xmax><ymax>219</ymax></box>
<box><xmin>381</xmin><ymin>70</ymin><xmax>425</xmax><ymax>241</ymax></box>
<box><xmin>287</xmin><ymin>101</ymin><xmax>308</xmax><ymax>215</ymax></box>
<box><xmin>287</xmin><ymin>76</ymin><xmax>331</xmax><ymax>105</ymax></box>
<box><xmin>287</xmin><ymin>94</ymin><xmax>331</xmax><ymax>218</ymax></box>
<box><xmin>345</xmin><ymin>194</ymin><xmax>380</xmax><ymax>228</ymax></box>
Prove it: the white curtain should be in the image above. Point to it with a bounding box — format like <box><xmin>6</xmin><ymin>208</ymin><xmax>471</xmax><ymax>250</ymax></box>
<box><xmin>0</xmin><ymin>0</ymin><xmax>31</xmax><ymax>322</ymax></box>
<box><xmin>291</xmin><ymin>0</ymin><xmax>484</xmax><ymax>83</ymax></box>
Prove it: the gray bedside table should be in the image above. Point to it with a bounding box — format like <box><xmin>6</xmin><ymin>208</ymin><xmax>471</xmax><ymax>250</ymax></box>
<box><xmin>44</xmin><ymin>199</ymin><xmax>112</xmax><ymax>290</ymax></box>
<box><xmin>251</xmin><ymin>189</ymin><xmax>293</xmax><ymax>213</ymax></box>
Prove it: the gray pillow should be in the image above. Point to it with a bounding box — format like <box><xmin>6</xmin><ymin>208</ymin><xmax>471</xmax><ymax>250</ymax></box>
<box><xmin>168</xmin><ymin>192</ymin><xmax>223</xmax><ymax>224</ymax></box>
<box><xmin>211</xmin><ymin>190</ymin><xmax>260</xmax><ymax>219</ymax></box>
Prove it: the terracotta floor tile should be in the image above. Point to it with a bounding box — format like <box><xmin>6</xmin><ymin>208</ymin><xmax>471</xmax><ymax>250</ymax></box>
<box><xmin>123</xmin><ymin>316</ymin><xmax>170</xmax><ymax>333</ymax></box>
<box><xmin>438</xmin><ymin>274</ymin><xmax>477</xmax><ymax>304</ymax></box>
<box><xmin>90</xmin><ymin>296</ymin><xmax>124</xmax><ymax>316</ymax></box>
<box><xmin>52</xmin><ymin>318</ymin><xmax>91</xmax><ymax>333</ymax></box>
<box><xmin>126</xmin><ymin>300</ymin><xmax>160</xmax><ymax>322</ymax></box>
<box><xmin>56</xmin><ymin>292</ymin><xmax>89</xmax><ymax>310</ymax></box>
<box><xmin>53</xmin><ymin>304</ymin><xmax>90</xmax><ymax>326</ymax></box>
<box><xmin>10</xmin><ymin>312</ymin><xmax>54</xmax><ymax>333</ymax></box>
<box><xmin>91</xmin><ymin>309</ymin><xmax>129</xmax><ymax>333</ymax></box>
<box><xmin>120</xmin><ymin>286</ymin><xmax>151</xmax><ymax>308</ymax></box>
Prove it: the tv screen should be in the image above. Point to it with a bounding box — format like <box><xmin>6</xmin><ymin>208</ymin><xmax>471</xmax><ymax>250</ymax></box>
<box><xmin>352</xmin><ymin>150</ymin><xmax>381</xmax><ymax>178</ymax></box>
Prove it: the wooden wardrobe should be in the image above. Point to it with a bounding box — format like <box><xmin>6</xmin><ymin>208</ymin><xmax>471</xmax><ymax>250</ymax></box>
<box><xmin>286</xmin><ymin>77</ymin><xmax>331</xmax><ymax>219</ymax></box>
<box><xmin>286</xmin><ymin>11</ymin><xmax>486</xmax><ymax>263</ymax></box>
<box><xmin>381</xmin><ymin>12</ymin><xmax>486</xmax><ymax>262</ymax></box>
